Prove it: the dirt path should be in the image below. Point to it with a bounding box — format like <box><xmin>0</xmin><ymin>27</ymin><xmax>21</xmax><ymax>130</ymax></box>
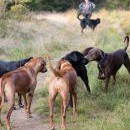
<box><xmin>11</xmin><ymin>108</ymin><xmax>49</xmax><ymax>130</ymax></box>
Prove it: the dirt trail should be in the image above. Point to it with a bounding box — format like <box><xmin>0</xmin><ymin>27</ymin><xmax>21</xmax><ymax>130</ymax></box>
<box><xmin>11</xmin><ymin>108</ymin><xmax>49</xmax><ymax>130</ymax></box>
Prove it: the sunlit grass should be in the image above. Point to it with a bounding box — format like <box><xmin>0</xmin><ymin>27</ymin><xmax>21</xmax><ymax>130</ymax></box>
<box><xmin>0</xmin><ymin>9</ymin><xmax>130</xmax><ymax>129</ymax></box>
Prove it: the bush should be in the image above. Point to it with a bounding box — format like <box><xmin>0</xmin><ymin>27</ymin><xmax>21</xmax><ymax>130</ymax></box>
<box><xmin>3</xmin><ymin>0</ymin><xmax>130</xmax><ymax>12</ymax></box>
<box><xmin>11</xmin><ymin>4</ymin><xmax>28</xmax><ymax>13</ymax></box>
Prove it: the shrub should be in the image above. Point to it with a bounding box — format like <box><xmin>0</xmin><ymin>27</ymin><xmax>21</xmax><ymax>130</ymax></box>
<box><xmin>120</xmin><ymin>18</ymin><xmax>130</xmax><ymax>35</ymax></box>
<box><xmin>11</xmin><ymin>4</ymin><xmax>28</xmax><ymax>13</ymax></box>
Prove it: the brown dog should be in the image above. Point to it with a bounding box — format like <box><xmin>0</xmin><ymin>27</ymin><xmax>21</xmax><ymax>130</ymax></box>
<box><xmin>85</xmin><ymin>36</ymin><xmax>130</xmax><ymax>92</ymax></box>
<box><xmin>82</xmin><ymin>46</ymin><xmax>105</xmax><ymax>79</ymax></box>
<box><xmin>0</xmin><ymin>57</ymin><xmax>47</xmax><ymax>130</ymax></box>
<box><xmin>47</xmin><ymin>55</ymin><xmax>77</xmax><ymax>130</ymax></box>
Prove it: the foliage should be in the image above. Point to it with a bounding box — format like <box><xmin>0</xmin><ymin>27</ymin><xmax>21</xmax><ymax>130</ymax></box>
<box><xmin>1</xmin><ymin>9</ymin><xmax>130</xmax><ymax>129</ymax></box>
<box><xmin>120</xmin><ymin>18</ymin><xmax>130</xmax><ymax>35</ymax></box>
<box><xmin>2</xmin><ymin>0</ymin><xmax>130</xmax><ymax>12</ymax></box>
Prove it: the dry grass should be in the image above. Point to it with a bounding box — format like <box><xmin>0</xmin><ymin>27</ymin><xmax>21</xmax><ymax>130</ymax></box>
<box><xmin>0</xmin><ymin>9</ymin><xmax>130</xmax><ymax>130</ymax></box>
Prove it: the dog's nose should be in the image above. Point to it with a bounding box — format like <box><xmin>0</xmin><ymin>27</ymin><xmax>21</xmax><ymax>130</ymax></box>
<box><xmin>43</xmin><ymin>68</ymin><xmax>47</xmax><ymax>73</ymax></box>
<box><xmin>44</xmin><ymin>68</ymin><xmax>47</xmax><ymax>72</ymax></box>
<box><xmin>82</xmin><ymin>58</ymin><xmax>89</xmax><ymax>65</ymax></box>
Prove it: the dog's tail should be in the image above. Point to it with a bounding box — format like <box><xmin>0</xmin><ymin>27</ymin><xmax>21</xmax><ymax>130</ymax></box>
<box><xmin>46</xmin><ymin>55</ymin><xmax>63</xmax><ymax>77</ymax></box>
<box><xmin>77</xmin><ymin>13</ymin><xmax>82</xmax><ymax>21</ymax></box>
<box><xmin>124</xmin><ymin>36</ymin><xmax>129</xmax><ymax>51</ymax></box>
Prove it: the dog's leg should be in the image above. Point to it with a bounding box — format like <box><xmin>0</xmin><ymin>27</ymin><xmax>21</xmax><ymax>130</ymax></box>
<box><xmin>60</xmin><ymin>96</ymin><xmax>63</xmax><ymax>114</ymax></box>
<box><xmin>68</xmin><ymin>94</ymin><xmax>73</xmax><ymax>108</ymax></box>
<box><xmin>112</xmin><ymin>74</ymin><xmax>116</xmax><ymax>85</ymax></box>
<box><xmin>81</xmin><ymin>27</ymin><xmax>85</xmax><ymax>33</ymax></box>
<box><xmin>27</xmin><ymin>92</ymin><xmax>34</xmax><ymax>118</ymax></box>
<box><xmin>61</xmin><ymin>94</ymin><xmax>68</xmax><ymax>130</ymax></box>
<box><xmin>23</xmin><ymin>94</ymin><xmax>27</xmax><ymax>114</ymax></box>
<box><xmin>72</xmin><ymin>91</ymin><xmax>78</xmax><ymax>116</ymax></box>
<box><xmin>18</xmin><ymin>94</ymin><xmax>24</xmax><ymax>108</ymax></box>
<box><xmin>105</xmin><ymin>75</ymin><xmax>111</xmax><ymax>93</ymax></box>
<box><xmin>79</xmin><ymin>67</ymin><xmax>91</xmax><ymax>93</ymax></box>
<box><xmin>124</xmin><ymin>54</ymin><xmax>130</xmax><ymax>74</ymax></box>
<box><xmin>81</xmin><ymin>29</ymin><xmax>84</xmax><ymax>33</ymax></box>
<box><xmin>0</xmin><ymin>95</ymin><xmax>2</xmax><ymax>126</ymax></box>
<box><xmin>5</xmin><ymin>89</ymin><xmax>15</xmax><ymax>130</ymax></box>
<box><xmin>49</xmin><ymin>94</ymin><xmax>56</xmax><ymax>130</ymax></box>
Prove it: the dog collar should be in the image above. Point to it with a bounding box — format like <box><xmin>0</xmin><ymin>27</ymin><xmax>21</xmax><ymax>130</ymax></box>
<box><xmin>98</xmin><ymin>52</ymin><xmax>107</xmax><ymax>65</ymax></box>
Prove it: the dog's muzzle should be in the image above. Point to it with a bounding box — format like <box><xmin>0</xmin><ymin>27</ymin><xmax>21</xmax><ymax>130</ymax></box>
<box><xmin>42</xmin><ymin>68</ymin><xmax>47</xmax><ymax>73</ymax></box>
<box><xmin>84</xmin><ymin>55</ymin><xmax>89</xmax><ymax>60</ymax></box>
<box><xmin>82</xmin><ymin>58</ymin><xmax>89</xmax><ymax>65</ymax></box>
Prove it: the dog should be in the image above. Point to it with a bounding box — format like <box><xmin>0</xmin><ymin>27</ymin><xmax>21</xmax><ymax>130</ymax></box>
<box><xmin>83</xmin><ymin>47</ymin><xmax>105</xmax><ymax>79</ymax></box>
<box><xmin>0</xmin><ymin>57</ymin><xmax>33</xmax><ymax>77</ymax></box>
<box><xmin>0</xmin><ymin>57</ymin><xmax>33</xmax><ymax>108</ymax></box>
<box><xmin>77</xmin><ymin>13</ymin><xmax>100</xmax><ymax>33</ymax></box>
<box><xmin>56</xmin><ymin>51</ymin><xmax>90</xmax><ymax>107</ymax></box>
<box><xmin>0</xmin><ymin>57</ymin><xmax>47</xmax><ymax>130</ymax></box>
<box><xmin>85</xmin><ymin>36</ymin><xmax>130</xmax><ymax>92</ymax></box>
<box><xmin>47</xmin><ymin>55</ymin><xmax>77</xmax><ymax>130</ymax></box>
<box><xmin>57</xmin><ymin>51</ymin><xmax>90</xmax><ymax>92</ymax></box>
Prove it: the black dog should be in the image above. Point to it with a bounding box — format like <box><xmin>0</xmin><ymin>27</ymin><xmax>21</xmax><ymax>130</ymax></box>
<box><xmin>57</xmin><ymin>51</ymin><xmax>90</xmax><ymax>106</ymax></box>
<box><xmin>77</xmin><ymin>13</ymin><xmax>100</xmax><ymax>33</ymax></box>
<box><xmin>0</xmin><ymin>57</ymin><xmax>33</xmax><ymax>108</ymax></box>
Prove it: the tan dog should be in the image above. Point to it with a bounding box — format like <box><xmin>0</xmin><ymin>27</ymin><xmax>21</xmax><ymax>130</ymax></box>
<box><xmin>47</xmin><ymin>55</ymin><xmax>78</xmax><ymax>130</ymax></box>
<box><xmin>0</xmin><ymin>57</ymin><xmax>47</xmax><ymax>130</ymax></box>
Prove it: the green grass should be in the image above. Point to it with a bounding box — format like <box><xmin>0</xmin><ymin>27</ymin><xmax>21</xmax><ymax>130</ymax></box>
<box><xmin>1</xmin><ymin>9</ymin><xmax>130</xmax><ymax>130</ymax></box>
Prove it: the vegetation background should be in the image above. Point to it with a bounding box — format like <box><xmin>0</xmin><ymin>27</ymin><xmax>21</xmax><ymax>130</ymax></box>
<box><xmin>0</xmin><ymin>0</ymin><xmax>130</xmax><ymax>130</ymax></box>
<box><xmin>0</xmin><ymin>0</ymin><xmax>130</xmax><ymax>11</ymax></box>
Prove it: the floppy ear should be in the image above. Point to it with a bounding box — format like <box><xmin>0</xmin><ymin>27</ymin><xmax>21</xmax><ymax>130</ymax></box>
<box><xmin>82</xmin><ymin>47</ymin><xmax>94</xmax><ymax>56</ymax></box>
<box><xmin>70</xmin><ymin>53</ymin><xmax>78</xmax><ymax>62</ymax></box>
<box><xmin>28</xmin><ymin>57</ymin><xmax>33</xmax><ymax>61</ymax></box>
<box><xmin>56</xmin><ymin>58</ymin><xmax>64</xmax><ymax>70</ymax></box>
<box><xmin>99</xmin><ymin>50</ymin><xmax>104</xmax><ymax>59</ymax></box>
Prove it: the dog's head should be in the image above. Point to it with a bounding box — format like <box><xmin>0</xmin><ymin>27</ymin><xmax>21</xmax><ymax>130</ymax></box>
<box><xmin>64</xmin><ymin>51</ymin><xmax>88</xmax><ymax>65</ymax></box>
<box><xmin>85</xmin><ymin>48</ymin><xmax>104</xmax><ymax>61</ymax></box>
<box><xmin>26</xmin><ymin>57</ymin><xmax>47</xmax><ymax>73</ymax></box>
<box><xmin>59</xmin><ymin>59</ymin><xmax>73</xmax><ymax>70</ymax></box>
<box><xmin>96</xmin><ymin>18</ymin><xmax>100</xmax><ymax>24</ymax></box>
<box><xmin>82</xmin><ymin>47</ymin><xmax>95</xmax><ymax>56</ymax></box>
<box><xmin>56</xmin><ymin>51</ymin><xmax>88</xmax><ymax>70</ymax></box>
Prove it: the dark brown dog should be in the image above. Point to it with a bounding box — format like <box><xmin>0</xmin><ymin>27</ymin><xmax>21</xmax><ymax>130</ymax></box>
<box><xmin>47</xmin><ymin>55</ymin><xmax>77</xmax><ymax>130</ymax></box>
<box><xmin>0</xmin><ymin>57</ymin><xmax>47</xmax><ymax>130</ymax></box>
<box><xmin>85</xmin><ymin>36</ymin><xmax>130</xmax><ymax>92</ymax></box>
<box><xmin>83</xmin><ymin>46</ymin><xmax>105</xmax><ymax>79</ymax></box>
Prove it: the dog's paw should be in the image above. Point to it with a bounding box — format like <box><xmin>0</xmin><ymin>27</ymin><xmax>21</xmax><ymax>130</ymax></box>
<box><xmin>19</xmin><ymin>104</ymin><xmax>24</xmax><ymax>108</ymax></box>
<box><xmin>13</xmin><ymin>106</ymin><xmax>17</xmax><ymax>110</ymax></box>
<box><xmin>73</xmin><ymin>110</ymin><xmax>78</xmax><ymax>117</ymax></box>
<box><xmin>50</xmin><ymin>126</ymin><xmax>55</xmax><ymax>130</ymax></box>
<box><xmin>27</xmin><ymin>113</ymin><xmax>32</xmax><ymax>118</ymax></box>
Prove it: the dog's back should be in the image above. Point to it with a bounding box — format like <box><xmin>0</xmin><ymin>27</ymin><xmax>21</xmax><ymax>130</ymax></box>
<box><xmin>0</xmin><ymin>57</ymin><xmax>33</xmax><ymax>77</ymax></box>
<box><xmin>89</xmin><ymin>18</ymin><xmax>100</xmax><ymax>30</ymax></box>
<box><xmin>47</xmin><ymin>55</ymin><xmax>77</xmax><ymax>91</ymax></box>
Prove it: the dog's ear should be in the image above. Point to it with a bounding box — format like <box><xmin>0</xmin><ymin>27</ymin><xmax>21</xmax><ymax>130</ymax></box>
<box><xmin>82</xmin><ymin>47</ymin><xmax>94</xmax><ymax>56</ymax></box>
<box><xmin>98</xmin><ymin>50</ymin><xmax>104</xmax><ymax>59</ymax></box>
<box><xmin>69</xmin><ymin>52</ymin><xmax>78</xmax><ymax>62</ymax></box>
<box><xmin>56</xmin><ymin>58</ymin><xmax>64</xmax><ymax>70</ymax></box>
<box><xmin>28</xmin><ymin>57</ymin><xmax>33</xmax><ymax>61</ymax></box>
